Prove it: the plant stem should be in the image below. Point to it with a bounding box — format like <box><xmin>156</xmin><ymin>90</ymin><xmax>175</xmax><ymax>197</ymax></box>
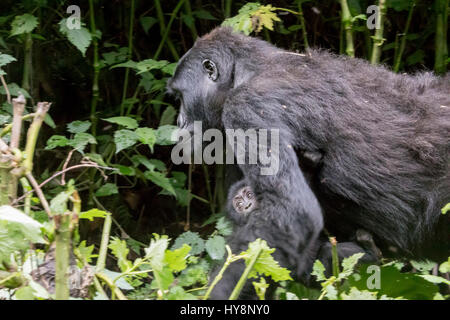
<box><xmin>19</xmin><ymin>177</ymin><xmax>31</xmax><ymax>215</ymax></box>
<box><xmin>55</xmin><ymin>212</ymin><xmax>71</xmax><ymax>300</ymax></box>
<box><xmin>89</xmin><ymin>0</ymin><xmax>100</xmax><ymax>144</ymax></box>
<box><xmin>185</xmin><ymin>163</ymin><xmax>193</xmax><ymax>231</ymax></box>
<box><xmin>23</xmin><ymin>102</ymin><xmax>50</xmax><ymax>174</ymax></box>
<box><xmin>339</xmin><ymin>0</ymin><xmax>355</xmax><ymax>57</ymax></box>
<box><xmin>184</xmin><ymin>0</ymin><xmax>198</xmax><ymax>39</ymax></box>
<box><xmin>96</xmin><ymin>213</ymin><xmax>112</xmax><ymax>272</ymax></box>
<box><xmin>95</xmin><ymin>272</ymin><xmax>127</xmax><ymax>300</ymax></box>
<box><xmin>434</xmin><ymin>0</ymin><xmax>449</xmax><ymax>74</ymax></box>
<box><xmin>370</xmin><ymin>0</ymin><xmax>387</xmax><ymax>64</ymax></box>
<box><xmin>120</xmin><ymin>0</ymin><xmax>135</xmax><ymax>116</ymax></box>
<box><xmin>229</xmin><ymin>248</ymin><xmax>262</xmax><ymax>300</ymax></box>
<box><xmin>203</xmin><ymin>245</ymin><xmax>235</xmax><ymax>300</ymax></box>
<box><xmin>297</xmin><ymin>2</ymin><xmax>309</xmax><ymax>49</ymax></box>
<box><xmin>22</xmin><ymin>33</ymin><xmax>33</xmax><ymax>93</ymax></box>
<box><xmin>154</xmin><ymin>0</ymin><xmax>185</xmax><ymax>60</ymax></box>
<box><xmin>154</xmin><ymin>0</ymin><xmax>180</xmax><ymax>61</ymax></box>
<box><xmin>202</xmin><ymin>164</ymin><xmax>215</xmax><ymax>214</ymax></box>
<box><xmin>224</xmin><ymin>0</ymin><xmax>232</xmax><ymax>18</ymax></box>
<box><xmin>393</xmin><ymin>1</ymin><xmax>415</xmax><ymax>72</ymax></box>
<box><xmin>330</xmin><ymin>237</ymin><xmax>340</xmax><ymax>291</ymax></box>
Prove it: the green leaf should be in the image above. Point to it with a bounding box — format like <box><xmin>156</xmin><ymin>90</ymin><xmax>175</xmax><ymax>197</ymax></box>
<box><xmin>115</xmin><ymin>165</ymin><xmax>136</xmax><ymax>176</ymax></box>
<box><xmin>164</xmin><ymin>244</ymin><xmax>191</xmax><ymax>272</ymax></box>
<box><xmin>153</xmin><ymin>268</ymin><xmax>174</xmax><ymax>291</ymax></box>
<box><xmin>0</xmin><ymin>206</ymin><xmax>44</xmax><ymax>244</ymax></box>
<box><xmin>216</xmin><ymin>217</ymin><xmax>233</xmax><ymax>236</ymax></box>
<box><xmin>311</xmin><ymin>260</ymin><xmax>327</xmax><ymax>282</ymax></box>
<box><xmin>410</xmin><ymin>260</ymin><xmax>436</xmax><ymax>274</ymax></box>
<box><xmin>159</xmin><ymin>106</ymin><xmax>177</xmax><ymax>126</ymax></box>
<box><xmin>140</xmin><ymin>16</ymin><xmax>158</xmax><ymax>34</ymax></box>
<box><xmin>102</xmin><ymin>269</ymin><xmax>134</xmax><ymax>290</ymax></box>
<box><xmin>45</xmin><ymin>135</ymin><xmax>69</xmax><ymax>150</ymax></box>
<box><xmin>14</xmin><ymin>286</ymin><xmax>35</xmax><ymax>300</ymax></box>
<box><xmin>441</xmin><ymin>203</ymin><xmax>450</xmax><ymax>214</ymax></box>
<box><xmin>58</xmin><ymin>19</ymin><xmax>92</xmax><ymax>56</ymax></box>
<box><xmin>10</xmin><ymin>14</ymin><xmax>38</xmax><ymax>36</ymax></box>
<box><xmin>420</xmin><ymin>274</ymin><xmax>450</xmax><ymax>286</ymax></box>
<box><xmin>110</xmin><ymin>60</ymin><xmax>138</xmax><ymax>70</ymax></box>
<box><xmin>155</xmin><ymin>125</ymin><xmax>178</xmax><ymax>145</ymax></box>
<box><xmin>339</xmin><ymin>252</ymin><xmax>365</xmax><ymax>279</ymax></box>
<box><xmin>0</xmin><ymin>53</ymin><xmax>16</xmax><ymax>68</ymax></box>
<box><xmin>135</xmin><ymin>59</ymin><xmax>170</xmax><ymax>74</ymax></box>
<box><xmin>178</xmin><ymin>264</ymin><xmax>209</xmax><ymax>287</ymax></box>
<box><xmin>79</xmin><ymin>208</ymin><xmax>109</xmax><ymax>221</ymax></box>
<box><xmin>161</xmin><ymin>63</ymin><xmax>177</xmax><ymax>76</ymax></box>
<box><xmin>135</xmin><ymin>127</ymin><xmax>156</xmax><ymax>152</ymax></box>
<box><xmin>144</xmin><ymin>234</ymin><xmax>169</xmax><ymax>272</ymax></box>
<box><xmin>84</xmin><ymin>153</ymin><xmax>107</xmax><ymax>166</ymax></box>
<box><xmin>172</xmin><ymin>231</ymin><xmax>205</xmax><ymax>255</ymax></box>
<box><xmin>109</xmin><ymin>237</ymin><xmax>132</xmax><ymax>272</ymax></box>
<box><xmin>95</xmin><ymin>183</ymin><xmax>118</xmax><ymax>197</ymax></box>
<box><xmin>144</xmin><ymin>170</ymin><xmax>176</xmax><ymax>196</ymax></box>
<box><xmin>348</xmin><ymin>265</ymin><xmax>438</xmax><ymax>300</ymax></box>
<box><xmin>166</xmin><ymin>286</ymin><xmax>197</xmax><ymax>300</ymax></box>
<box><xmin>75</xmin><ymin>240</ymin><xmax>96</xmax><ymax>264</ymax></box>
<box><xmin>242</xmin><ymin>239</ymin><xmax>292</xmax><ymax>282</ymax></box>
<box><xmin>205</xmin><ymin>235</ymin><xmax>226</xmax><ymax>260</ymax></box>
<box><xmin>68</xmin><ymin>132</ymin><xmax>97</xmax><ymax>153</ymax></box>
<box><xmin>439</xmin><ymin>257</ymin><xmax>450</xmax><ymax>273</ymax></box>
<box><xmin>114</xmin><ymin>129</ymin><xmax>138</xmax><ymax>153</ymax></box>
<box><xmin>0</xmin><ymin>83</ymin><xmax>31</xmax><ymax>98</ymax></box>
<box><xmin>341</xmin><ymin>287</ymin><xmax>378</xmax><ymax>300</ymax></box>
<box><xmin>131</xmin><ymin>155</ymin><xmax>159</xmax><ymax>171</ymax></box>
<box><xmin>67</xmin><ymin>120</ymin><xmax>91</xmax><ymax>134</ymax></box>
<box><xmin>192</xmin><ymin>9</ymin><xmax>218</xmax><ymax>20</ymax></box>
<box><xmin>253</xmin><ymin>277</ymin><xmax>269</xmax><ymax>300</ymax></box>
<box><xmin>103</xmin><ymin>116</ymin><xmax>138</xmax><ymax>129</ymax></box>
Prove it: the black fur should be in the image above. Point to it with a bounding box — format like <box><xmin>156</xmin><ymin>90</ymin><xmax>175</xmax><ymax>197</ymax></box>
<box><xmin>167</xmin><ymin>27</ymin><xmax>450</xmax><ymax>299</ymax></box>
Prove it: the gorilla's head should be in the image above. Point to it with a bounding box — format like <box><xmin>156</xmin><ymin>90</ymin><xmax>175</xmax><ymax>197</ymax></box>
<box><xmin>166</xmin><ymin>27</ymin><xmax>275</xmax><ymax>133</ymax></box>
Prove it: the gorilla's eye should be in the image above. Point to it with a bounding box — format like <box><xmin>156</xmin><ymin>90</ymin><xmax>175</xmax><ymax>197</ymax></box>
<box><xmin>202</xmin><ymin>59</ymin><xmax>218</xmax><ymax>81</ymax></box>
<box><xmin>246</xmin><ymin>191</ymin><xmax>253</xmax><ymax>199</ymax></box>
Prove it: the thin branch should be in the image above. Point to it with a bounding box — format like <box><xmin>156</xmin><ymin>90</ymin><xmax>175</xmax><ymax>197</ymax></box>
<box><xmin>0</xmin><ymin>75</ymin><xmax>11</xmax><ymax>105</ymax></box>
<box><xmin>13</xmin><ymin>162</ymin><xmax>116</xmax><ymax>205</ymax></box>
<box><xmin>25</xmin><ymin>172</ymin><xmax>51</xmax><ymax>217</ymax></box>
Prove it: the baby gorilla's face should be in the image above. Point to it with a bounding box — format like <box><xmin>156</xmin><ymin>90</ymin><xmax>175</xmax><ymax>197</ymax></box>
<box><xmin>232</xmin><ymin>186</ymin><xmax>258</xmax><ymax>214</ymax></box>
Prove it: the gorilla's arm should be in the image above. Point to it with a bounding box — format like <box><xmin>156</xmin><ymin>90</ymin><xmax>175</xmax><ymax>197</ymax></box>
<box><xmin>209</xmin><ymin>93</ymin><xmax>324</xmax><ymax>299</ymax></box>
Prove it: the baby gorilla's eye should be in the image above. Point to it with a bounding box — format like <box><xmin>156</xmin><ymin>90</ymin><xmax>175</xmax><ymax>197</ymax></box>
<box><xmin>246</xmin><ymin>191</ymin><xmax>254</xmax><ymax>199</ymax></box>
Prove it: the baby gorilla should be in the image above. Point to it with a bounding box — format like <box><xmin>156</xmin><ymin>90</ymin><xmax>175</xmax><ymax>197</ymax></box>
<box><xmin>228</xmin><ymin>179</ymin><xmax>382</xmax><ymax>281</ymax></box>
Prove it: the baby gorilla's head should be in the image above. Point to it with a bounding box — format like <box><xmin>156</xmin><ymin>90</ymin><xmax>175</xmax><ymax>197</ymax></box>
<box><xmin>232</xmin><ymin>186</ymin><xmax>258</xmax><ymax>214</ymax></box>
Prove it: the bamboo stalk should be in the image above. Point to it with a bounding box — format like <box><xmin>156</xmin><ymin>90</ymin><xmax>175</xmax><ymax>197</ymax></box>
<box><xmin>120</xmin><ymin>0</ymin><xmax>135</xmax><ymax>116</ymax></box>
<box><xmin>434</xmin><ymin>0</ymin><xmax>448</xmax><ymax>74</ymax></box>
<box><xmin>153</xmin><ymin>0</ymin><xmax>186</xmax><ymax>61</ymax></box>
<box><xmin>370</xmin><ymin>0</ymin><xmax>387</xmax><ymax>64</ymax></box>
<box><xmin>393</xmin><ymin>1</ymin><xmax>415</xmax><ymax>72</ymax></box>
<box><xmin>154</xmin><ymin>0</ymin><xmax>180</xmax><ymax>61</ymax></box>
<box><xmin>339</xmin><ymin>0</ymin><xmax>355</xmax><ymax>57</ymax></box>
<box><xmin>297</xmin><ymin>2</ymin><xmax>309</xmax><ymax>49</ymax></box>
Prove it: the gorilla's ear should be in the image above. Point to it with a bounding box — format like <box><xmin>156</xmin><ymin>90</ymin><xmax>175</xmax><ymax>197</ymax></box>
<box><xmin>202</xmin><ymin>59</ymin><xmax>219</xmax><ymax>81</ymax></box>
<box><xmin>232</xmin><ymin>60</ymin><xmax>255</xmax><ymax>89</ymax></box>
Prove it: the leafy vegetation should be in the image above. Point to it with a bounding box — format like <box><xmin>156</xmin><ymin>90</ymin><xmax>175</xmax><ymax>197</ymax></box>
<box><xmin>0</xmin><ymin>0</ymin><xmax>448</xmax><ymax>300</ymax></box>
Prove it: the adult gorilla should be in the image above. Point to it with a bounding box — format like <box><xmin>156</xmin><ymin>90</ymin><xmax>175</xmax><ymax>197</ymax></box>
<box><xmin>167</xmin><ymin>27</ymin><xmax>450</xmax><ymax>299</ymax></box>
